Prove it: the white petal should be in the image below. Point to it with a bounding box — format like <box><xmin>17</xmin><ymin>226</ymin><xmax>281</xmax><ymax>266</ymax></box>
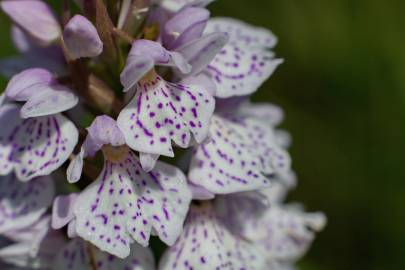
<box><xmin>158</xmin><ymin>203</ymin><xmax>266</xmax><ymax>270</ymax></box>
<box><xmin>0</xmin><ymin>174</ymin><xmax>54</xmax><ymax>234</ymax></box>
<box><xmin>54</xmin><ymin>238</ymin><xmax>155</xmax><ymax>270</ymax></box>
<box><xmin>20</xmin><ymin>86</ymin><xmax>78</xmax><ymax>118</ymax></box>
<box><xmin>117</xmin><ymin>73</ymin><xmax>215</xmax><ymax>162</ymax></box>
<box><xmin>0</xmin><ymin>112</ymin><xmax>79</xmax><ymax>181</ymax></box>
<box><xmin>189</xmin><ymin>115</ymin><xmax>291</xmax><ymax>194</ymax></box>
<box><xmin>74</xmin><ymin>150</ymin><xmax>191</xmax><ymax>258</ymax></box>
<box><xmin>204</xmin><ymin>17</ymin><xmax>282</xmax><ymax>98</ymax></box>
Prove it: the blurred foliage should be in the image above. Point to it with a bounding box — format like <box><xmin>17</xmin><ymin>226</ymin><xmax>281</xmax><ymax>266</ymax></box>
<box><xmin>0</xmin><ymin>0</ymin><xmax>405</xmax><ymax>270</ymax></box>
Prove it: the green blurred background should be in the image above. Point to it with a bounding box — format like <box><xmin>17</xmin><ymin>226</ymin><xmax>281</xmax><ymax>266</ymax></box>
<box><xmin>1</xmin><ymin>0</ymin><xmax>405</xmax><ymax>269</ymax></box>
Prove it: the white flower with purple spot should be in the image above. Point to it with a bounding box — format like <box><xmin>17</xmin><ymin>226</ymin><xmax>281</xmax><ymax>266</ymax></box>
<box><xmin>159</xmin><ymin>203</ymin><xmax>267</xmax><ymax>270</ymax></box>
<box><xmin>188</xmin><ymin>102</ymin><xmax>291</xmax><ymax>194</ymax></box>
<box><xmin>68</xmin><ymin>116</ymin><xmax>192</xmax><ymax>258</ymax></box>
<box><xmin>117</xmin><ymin>39</ymin><xmax>216</xmax><ymax>171</ymax></box>
<box><xmin>202</xmin><ymin>17</ymin><xmax>283</xmax><ymax>98</ymax></box>
<box><xmin>0</xmin><ymin>68</ymin><xmax>79</xmax><ymax>181</ymax></box>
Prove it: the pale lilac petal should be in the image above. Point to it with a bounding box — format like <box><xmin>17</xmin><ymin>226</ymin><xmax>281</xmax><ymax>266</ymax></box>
<box><xmin>74</xmin><ymin>150</ymin><xmax>191</xmax><ymax>258</ymax></box>
<box><xmin>54</xmin><ymin>238</ymin><xmax>155</xmax><ymax>270</ymax></box>
<box><xmin>204</xmin><ymin>17</ymin><xmax>282</xmax><ymax>97</ymax></box>
<box><xmin>181</xmin><ymin>73</ymin><xmax>216</xmax><ymax>96</ymax></box>
<box><xmin>176</xmin><ymin>32</ymin><xmax>229</xmax><ymax>76</ymax></box>
<box><xmin>117</xmin><ymin>72</ymin><xmax>215</xmax><ymax>161</ymax></box>
<box><xmin>20</xmin><ymin>86</ymin><xmax>79</xmax><ymax>118</ymax></box>
<box><xmin>51</xmin><ymin>193</ymin><xmax>78</xmax><ymax>230</ymax></box>
<box><xmin>162</xmin><ymin>7</ymin><xmax>210</xmax><ymax>50</ymax></box>
<box><xmin>86</xmin><ymin>115</ymin><xmax>126</xmax><ymax>148</ymax></box>
<box><xmin>0</xmin><ymin>108</ymin><xmax>79</xmax><ymax>181</ymax></box>
<box><xmin>120</xmin><ymin>55</ymin><xmax>155</xmax><ymax>92</ymax></box>
<box><xmin>0</xmin><ymin>174</ymin><xmax>54</xmax><ymax>234</ymax></box>
<box><xmin>0</xmin><ymin>0</ymin><xmax>61</xmax><ymax>44</ymax></box>
<box><xmin>63</xmin><ymin>15</ymin><xmax>103</xmax><ymax>60</ymax></box>
<box><xmin>5</xmin><ymin>68</ymin><xmax>54</xmax><ymax>102</ymax></box>
<box><xmin>130</xmin><ymin>40</ymin><xmax>171</xmax><ymax>64</ymax></box>
<box><xmin>161</xmin><ymin>0</ymin><xmax>214</xmax><ymax>13</ymax></box>
<box><xmin>158</xmin><ymin>203</ymin><xmax>266</xmax><ymax>270</ymax></box>
<box><xmin>189</xmin><ymin>115</ymin><xmax>291</xmax><ymax>194</ymax></box>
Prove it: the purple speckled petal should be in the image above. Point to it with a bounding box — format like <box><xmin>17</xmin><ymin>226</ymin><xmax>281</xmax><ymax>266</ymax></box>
<box><xmin>240</xmin><ymin>204</ymin><xmax>326</xmax><ymax>262</ymax></box>
<box><xmin>188</xmin><ymin>114</ymin><xmax>290</xmax><ymax>194</ymax></box>
<box><xmin>0</xmin><ymin>174</ymin><xmax>54</xmax><ymax>234</ymax></box>
<box><xmin>162</xmin><ymin>7</ymin><xmax>210</xmax><ymax>50</ymax></box>
<box><xmin>0</xmin><ymin>0</ymin><xmax>61</xmax><ymax>44</ymax></box>
<box><xmin>158</xmin><ymin>203</ymin><xmax>266</xmax><ymax>270</ymax></box>
<box><xmin>73</xmin><ymin>149</ymin><xmax>191</xmax><ymax>258</ymax></box>
<box><xmin>176</xmin><ymin>32</ymin><xmax>229</xmax><ymax>76</ymax></box>
<box><xmin>54</xmin><ymin>238</ymin><xmax>155</xmax><ymax>270</ymax></box>
<box><xmin>117</xmin><ymin>72</ymin><xmax>215</xmax><ymax>162</ymax></box>
<box><xmin>204</xmin><ymin>17</ymin><xmax>282</xmax><ymax>98</ymax></box>
<box><xmin>52</xmin><ymin>193</ymin><xmax>78</xmax><ymax>230</ymax></box>
<box><xmin>0</xmin><ymin>104</ymin><xmax>79</xmax><ymax>181</ymax></box>
<box><xmin>5</xmin><ymin>68</ymin><xmax>54</xmax><ymax>102</ymax></box>
<box><xmin>20</xmin><ymin>85</ymin><xmax>79</xmax><ymax>118</ymax></box>
<box><xmin>63</xmin><ymin>15</ymin><xmax>103</xmax><ymax>60</ymax></box>
<box><xmin>161</xmin><ymin>0</ymin><xmax>214</xmax><ymax>13</ymax></box>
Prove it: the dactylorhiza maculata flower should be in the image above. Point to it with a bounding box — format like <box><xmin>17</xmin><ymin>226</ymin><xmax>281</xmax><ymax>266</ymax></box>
<box><xmin>0</xmin><ymin>0</ymin><xmax>326</xmax><ymax>269</ymax></box>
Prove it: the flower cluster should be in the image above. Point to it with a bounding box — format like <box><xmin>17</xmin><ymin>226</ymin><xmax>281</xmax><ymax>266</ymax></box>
<box><xmin>0</xmin><ymin>0</ymin><xmax>326</xmax><ymax>269</ymax></box>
